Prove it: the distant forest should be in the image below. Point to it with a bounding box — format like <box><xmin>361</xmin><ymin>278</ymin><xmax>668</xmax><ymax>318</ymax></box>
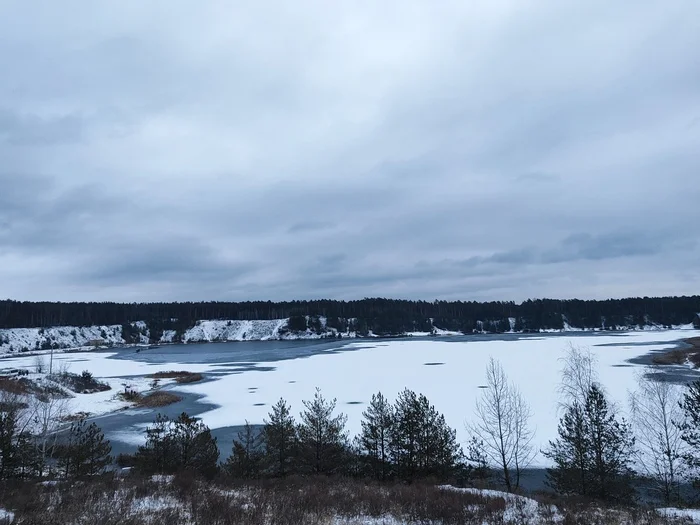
<box><xmin>2</xmin><ymin>296</ymin><xmax>700</xmax><ymax>335</ymax></box>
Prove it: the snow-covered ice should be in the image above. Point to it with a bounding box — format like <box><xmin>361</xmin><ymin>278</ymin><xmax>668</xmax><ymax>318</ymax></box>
<box><xmin>171</xmin><ymin>330</ymin><xmax>700</xmax><ymax>466</ymax></box>
<box><xmin>1</xmin><ymin>329</ymin><xmax>698</xmax><ymax>463</ymax></box>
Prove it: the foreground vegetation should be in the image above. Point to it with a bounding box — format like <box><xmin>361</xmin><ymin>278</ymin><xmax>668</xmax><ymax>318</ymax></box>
<box><xmin>0</xmin><ymin>475</ymin><xmax>689</xmax><ymax>525</ymax></box>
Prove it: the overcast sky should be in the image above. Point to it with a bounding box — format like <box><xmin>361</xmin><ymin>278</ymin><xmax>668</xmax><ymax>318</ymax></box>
<box><xmin>1</xmin><ymin>1</ymin><xmax>699</xmax><ymax>303</ymax></box>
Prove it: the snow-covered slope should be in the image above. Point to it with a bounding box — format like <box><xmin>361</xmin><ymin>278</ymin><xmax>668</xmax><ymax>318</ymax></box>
<box><xmin>0</xmin><ymin>325</ymin><xmax>124</xmax><ymax>354</ymax></box>
<box><xmin>0</xmin><ymin>318</ymin><xmax>350</xmax><ymax>356</ymax></box>
<box><xmin>182</xmin><ymin>318</ymin><xmax>350</xmax><ymax>343</ymax></box>
<box><xmin>183</xmin><ymin>319</ymin><xmax>288</xmax><ymax>342</ymax></box>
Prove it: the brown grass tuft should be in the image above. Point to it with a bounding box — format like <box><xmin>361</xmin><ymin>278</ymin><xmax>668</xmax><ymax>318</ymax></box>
<box><xmin>147</xmin><ymin>371</ymin><xmax>204</xmax><ymax>384</ymax></box>
<box><xmin>136</xmin><ymin>391</ymin><xmax>183</xmax><ymax>408</ymax></box>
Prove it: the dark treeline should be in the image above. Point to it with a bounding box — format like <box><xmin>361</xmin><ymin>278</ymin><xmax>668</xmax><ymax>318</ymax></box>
<box><xmin>2</xmin><ymin>296</ymin><xmax>700</xmax><ymax>334</ymax></box>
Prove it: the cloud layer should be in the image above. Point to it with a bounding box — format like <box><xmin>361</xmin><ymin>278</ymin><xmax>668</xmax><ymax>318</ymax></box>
<box><xmin>1</xmin><ymin>1</ymin><xmax>698</xmax><ymax>302</ymax></box>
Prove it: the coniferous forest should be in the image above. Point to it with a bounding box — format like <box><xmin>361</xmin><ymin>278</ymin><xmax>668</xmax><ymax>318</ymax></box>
<box><xmin>2</xmin><ymin>296</ymin><xmax>700</xmax><ymax>334</ymax></box>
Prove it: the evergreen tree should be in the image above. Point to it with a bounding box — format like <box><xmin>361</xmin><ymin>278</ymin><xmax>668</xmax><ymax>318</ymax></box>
<box><xmin>169</xmin><ymin>412</ymin><xmax>220</xmax><ymax>479</ymax></box>
<box><xmin>297</xmin><ymin>388</ymin><xmax>348</xmax><ymax>474</ymax></box>
<box><xmin>359</xmin><ymin>392</ymin><xmax>394</xmax><ymax>480</ymax></box>
<box><xmin>134</xmin><ymin>413</ymin><xmax>219</xmax><ymax>479</ymax></box>
<box><xmin>262</xmin><ymin>398</ymin><xmax>297</xmax><ymax>476</ymax></box>
<box><xmin>465</xmin><ymin>437</ymin><xmax>489</xmax><ymax>483</ymax></box>
<box><xmin>58</xmin><ymin>418</ymin><xmax>112</xmax><ymax>478</ymax></box>
<box><xmin>225</xmin><ymin>421</ymin><xmax>263</xmax><ymax>479</ymax></box>
<box><xmin>676</xmin><ymin>380</ymin><xmax>700</xmax><ymax>488</ymax></box>
<box><xmin>134</xmin><ymin>413</ymin><xmax>173</xmax><ymax>475</ymax></box>
<box><xmin>543</xmin><ymin>401</ymin><xmax>590</xmax><ymax>496</ymax></box>
<box><xmin>0</xmin><ymin>405</ymin><xmax>19</xmax><ymax>479</ymax></box>
<box><xmin>586</xmin><ymin>385</ymin><xmax>635</xmax><ymax>501</ymax></box>
<box><xmin>545</xmin><ymin>385</ymin><xmax>634</xmax><ymax>502</ymax></box>
<box><xmin>391</xmin><ymin>389</ymin><xmax>462</xmax><ymax>480</ymax></box>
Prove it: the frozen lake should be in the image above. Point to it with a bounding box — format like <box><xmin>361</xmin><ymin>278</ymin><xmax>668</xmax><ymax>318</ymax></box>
<box><xmin>2</xmin><ymin>330</ymin><xmax>699</xmax><ymax>465</ymax></box>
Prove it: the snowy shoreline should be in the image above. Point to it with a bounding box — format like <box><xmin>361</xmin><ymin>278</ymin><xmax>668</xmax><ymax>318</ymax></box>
<box><xmin>2</xmin><ymin>317</ymin><xmax>696</xmax><ymax>359</ymax></box>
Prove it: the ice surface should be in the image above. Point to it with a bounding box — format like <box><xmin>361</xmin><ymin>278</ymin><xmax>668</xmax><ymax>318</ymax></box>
<box><xmin>170</xmin><ymin>330</ymin><xmax>700</xmax><ymax>466</ymax></box>
<box><xmin>1</xmin><ymin>329</ymin><xmax>698</xmax><ymax>466</ymax></box>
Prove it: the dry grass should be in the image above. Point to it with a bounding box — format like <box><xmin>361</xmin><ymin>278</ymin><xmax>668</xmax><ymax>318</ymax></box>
<box><xmin>0</xmin><ymin>376</ymin><xmax>31</xmax><ymax>395</ymax></box>
<box><xmin>0</xmin><ymin>476</ymin><xmax>686</xmax><ymax>525</ymax></box>
<box><xmin>652</xmin><ymin>338</ymin><xmax>700</xmax><ymax>368</ymax></box>
<box><xmin>147</xmin><ymin>371</ymin><xmax>204</xmax><ymax>384</ymax></box>
<box><xmin>136</xmin><ymin>391</ymin><xmax>182</xmax><ymax>408</ymax></box>
<box><xmin>652</xmin><ymin>349</ymin><xmax>690</xmax><ymax>366</ymax></box>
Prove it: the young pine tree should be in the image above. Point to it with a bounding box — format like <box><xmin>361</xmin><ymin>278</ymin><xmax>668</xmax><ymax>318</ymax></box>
<box><xmin>225</xmin><ymin>421</ymin><xmax>263</xmax><ymax>479</ymax></box>
<box><xmin>297</xmin><ymin>388</ymin><xmax>348</xmax><ymax>474</ymax></box>
<box><xmin>545</xmin><ymin>385</ymin><xmax>634</xmax><ymax>502</ymax></box>
<box><xmin>262</xmin><ymin>398</ymin><xmax>297</xmax><ymax>476</ymax></box>
<box><xmin>543</xmin><ymin>400</ymin><xmax>591</xmax><ymax>496</ymax></box>
<box><xmin>391</xmin><ymin>389</ymin><xmax>462</xmax><ymax>481</ymax></box>
<box><xmin>59</xmin><ymin>418</ymin><xmax>112</xmax><ymax>478</ymax></box>
<box><xmin>135</xmin><ymin>413</ymin><xmax>219</xmax><ymax>479</ymax></box>
<box><xmin>134</xmin><ymin>413</ymin><xmax>173</xmax><ymax>475</ymax></box>
<box><xmin>585</xmin><ymin>385</ymin><xmax>635</xmax><ymax>501</ymax></box>
<box><xmin>169</xmin><ymin>412</ymin><xmax>220</xmax><ymax>479</ymax></box>
<box><xmin>359</xmin><ymin>391</ymin><xmax>394</xmax><ymax>480</ymax></box>
<box><xmin>676</xmin><ymin>380</ymin><xmax>700</xmax><ymax>489</ymax></box>
<box><xmin>0</xmin><ymin>403</ymin><xmax>19</xmax><ymax>479</ymax></box>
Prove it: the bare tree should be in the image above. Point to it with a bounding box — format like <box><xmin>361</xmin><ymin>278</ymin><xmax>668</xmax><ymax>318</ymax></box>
<box><xmin>629</xmin><ymin>368</ymin><xmax>686</xmax><ymax>505</ymax></box>
<box><xmin>511</xmin><ymin>384</ymin><xmax>536</xmax><ymax>489</ymax></box>
<box><xmin>470</xmin><ymin>358</ymin><xmax>535</xmax><ymax>492</ymax></box>
<box><xmin>558</xmin><ymin>343</ymin><xmax>598</xmax><ymax>411</ymax></box>
<box><xmin>29</xmin><ymin>388</ymin><xmax>69</xmax><ymax>477</ymax></box>
<box><xmin>33</xmin><ymin>355</ymin><xmax>46</xmax><ymax>374</ymax></box>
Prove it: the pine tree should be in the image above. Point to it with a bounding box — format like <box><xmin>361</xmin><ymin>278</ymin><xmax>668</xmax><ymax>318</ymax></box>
<box><xmin>262</xmin><ymin>398</ymin><xmax>297</xmax><ymax>476</ymax></box>
<box><xmin>59</xmin><ymin>418</ymin><xmax>112</xmax><ymax>478</ymax></box>
<box><xmin>169</xmin><ymin>412</ymin><xmax>220</xmax><ymax>479</ymax></box>
<box><xmin>466</xmin><ymin>437</ymin><xmax>489</xmax><ymax>482</ymax></box>
<box><xmin>134</xmin><ymin>413</ymin><xmax>219</xmax><ymax>479</ymax></box>
<box><xmin>676</xmin><ymin>380</ymin><xmax>700</xmax><ymax>488</ymax></box>
<box><xmin>0</xmin><ymin>405</ymin><xmax>19</xmax><ymax>479</ymax></box>
<box><xmin>225</xmin><ymin>421</ymin><xmax>263</xmax><ymax>479</ymax></box>
<box><xmin>543</xmin><ymin>401</ymin><xmax>590</xmax><ymax>496</ymax></box>
<box><xmin>297</xmin><ymin>388</ymin><xmax>348</xmax><ymax>474</ymax></box>
<box><xmin>359</xmin><ymin>392</ymin><xmax>394</xmax><ymax>480</ymax></box>
<box><xmin>391</xmin><ymin>389</ymin><xmax>462</xmax><ymax>480</ymax></box>
<box><xmin>545</xmin><ymin>385</ymin><xmax>634</xmax><ymax>501</ymax></box>
<box><xmin>134</xmin><ymin>413</ymin><xmax>173</xmax><ymax>474</ymax></box>
<box><xmin>586</xmin><ymin>385</ymin><xmax>635</xmax><ymax>501</ymax></box>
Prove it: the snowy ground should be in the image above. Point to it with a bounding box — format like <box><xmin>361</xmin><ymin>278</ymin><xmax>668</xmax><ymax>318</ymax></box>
<box><xmin>1</xmin><ymin>329</ymin><xmax>698</xmax><ymax>464</ymax></box>
<box><xmin>0</xmin><ymin>351</ymin><xmax>213</xmax><ymax>421</ymax></box>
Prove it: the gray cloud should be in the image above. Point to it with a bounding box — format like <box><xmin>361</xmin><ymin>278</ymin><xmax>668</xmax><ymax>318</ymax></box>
<box><xmin>1</xmin><ymin>1</ymin><xmax>698</xmax><ymax>302</ymax></box>
<box><xmin>0</xmin><ymin>109</ymin><xmax>86</xmax><ymax>145</ymax></box>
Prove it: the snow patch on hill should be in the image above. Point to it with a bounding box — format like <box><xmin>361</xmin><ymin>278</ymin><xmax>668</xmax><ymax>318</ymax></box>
<box><xmin>181</xmin><ymin>318</ymin><xmax>351</xmax><ymax>343</ymax></box>
<box><xmin>0</xmin><ymin>325</ymin><xmax>124</xmax><ymax>354</ymax></box>
<box><xmin>183</xmin><ymin>319</ymin><xmax>288</xmax><ymax>342</ymax></box>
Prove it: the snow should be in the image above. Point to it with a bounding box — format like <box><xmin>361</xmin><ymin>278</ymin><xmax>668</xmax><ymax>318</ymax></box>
<box><xmin>0</xmin><ymin>351</ymin><xmax>212</xmax><ymax>419</ymax></box>
<box><xmin>2</xmin><ymin>328</ymin><xmax>698</xmax><ymax>463</ymax></box>
<box><xmin>0</xmin><ymin>509</ymin><xmax>14</xmax><ymax>523</ymax></box>
<box><xmin>0</xmin><ymin>318</ymin><xmax>355</xmax><ymax>357</ymax></box>
<box><xmin>172</xmin><ymin>330</ymin><xmax>700</xmax><ymax>466</ymax></box>
<box><xmin>441</xmin><ymin>486</ymin><xmax>561</xmax><ymax>524</ymax></box>
<box><xmin>159</xmin><ymin>330</ymin><xmax>177</xmax><ymax>343</ymax></box>
<box><xmin>658</xmin><ymin>508</ymin><xmax>700</xmax><ymax>523</ymax></box>
<box><xmin>333</xmin><ymin>487</ymin><xmax>560</xmax><ymax>524</ymax></box>
<box><xmin>432</xmin><ymin>326</ymin><xmax>461</xmax><ymax>336</ymax></box>
<box><xmin>0</xmin><ymin>325</ymin><xmax>124</xmax><ymax>354</ymax></box>
<box><xmin>181</xmin><ymin>319</ymin><xmax>353</xmax><ymax>343</ymax></box>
